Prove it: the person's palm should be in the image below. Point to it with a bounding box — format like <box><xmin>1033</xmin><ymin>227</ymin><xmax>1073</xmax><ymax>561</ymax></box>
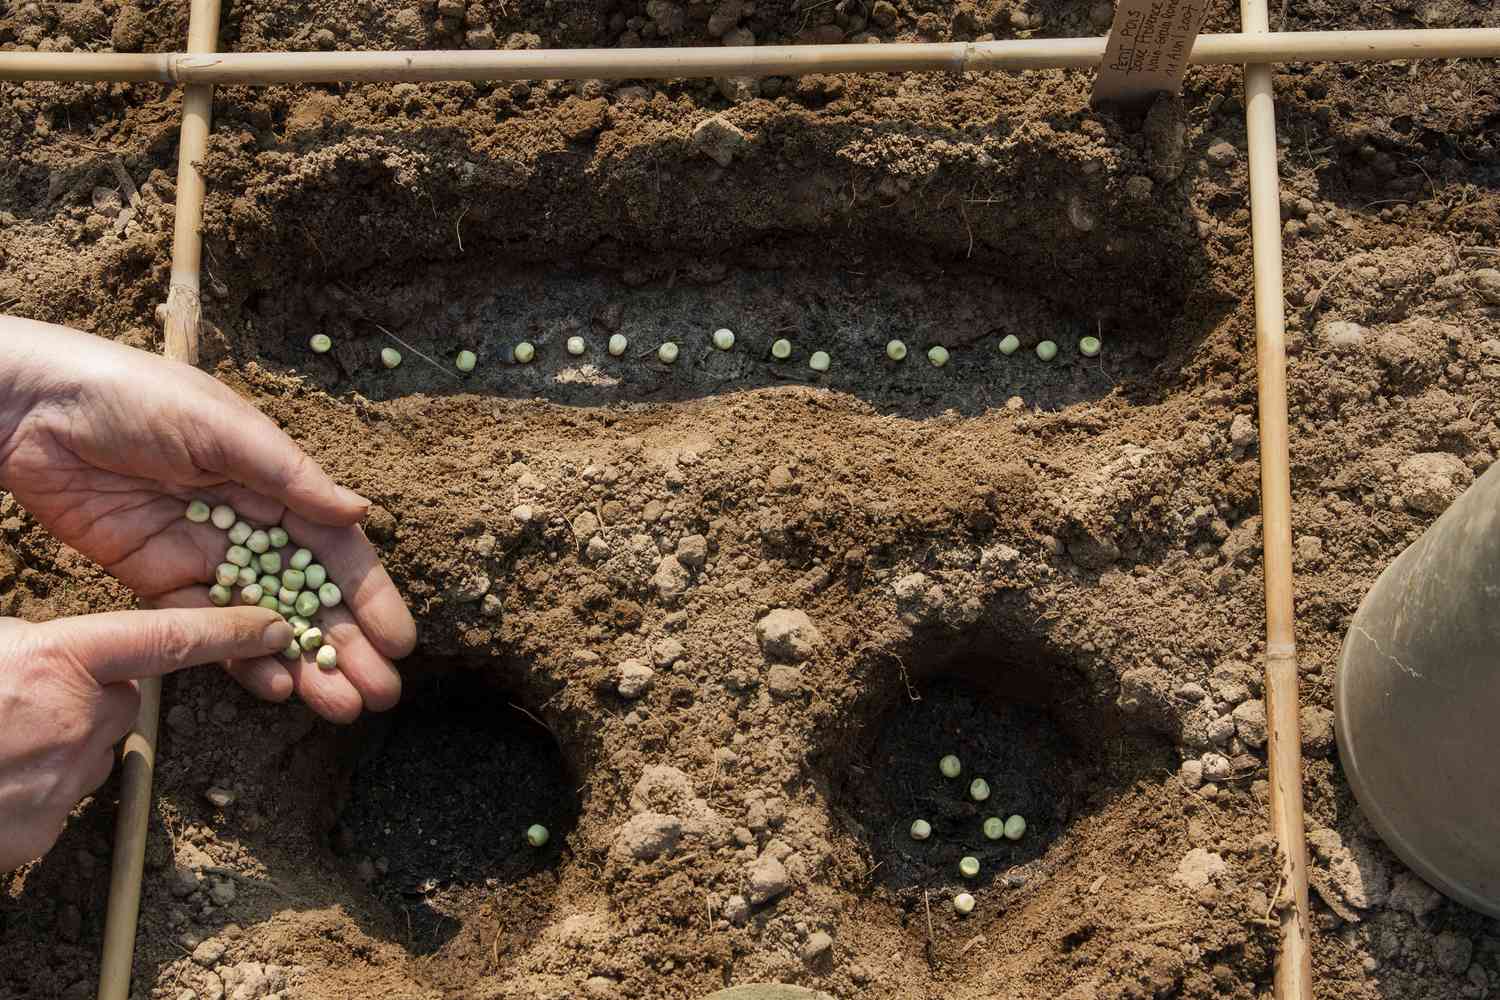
<box><xmin>0</xmin><ymin>324</ymin><xmax>415</xmax><ymax>721</ymax></box>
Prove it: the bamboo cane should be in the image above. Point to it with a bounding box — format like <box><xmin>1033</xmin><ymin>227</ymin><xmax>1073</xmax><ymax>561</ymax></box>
<box><xmin>96</xmin><ymin>2</ymin><xmax>221</xmax><ymax>998</ymax></box>
<box><xmin>161</xmin><ymin>0</ymin><xmax>222</xmax><ymax>364</ymax></box>
<box><xmin>0</xmin><ymin>28</ymin><xmax>1497</xmax><ymax>84</ymax></box>
<box><xmin>94</xmin><ymin>677</ymin><xmax>158</xmax><ymax>1000</ymax></box>
<box><xmin>1240</xmin><ymin>2</ymin><xmax>1313</xmax><ymax>1000</ymax></box>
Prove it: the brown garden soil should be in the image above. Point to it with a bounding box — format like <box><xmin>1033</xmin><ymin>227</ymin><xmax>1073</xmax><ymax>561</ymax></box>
<box><xmin>2</xmin><ymin>0</ymin><xmax>1500</xmax><ymax>995</ymax></box>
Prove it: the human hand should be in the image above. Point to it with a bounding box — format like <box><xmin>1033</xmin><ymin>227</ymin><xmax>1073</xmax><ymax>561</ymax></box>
<box><xmin>0</xmin><ymin>318</ymin><xmax>416</xmax><ymax>723</ymax></box>
<box><xmin>0</xmin><ymin>607</ymin><xmax>296</xmax><ymax>872</ymax></box>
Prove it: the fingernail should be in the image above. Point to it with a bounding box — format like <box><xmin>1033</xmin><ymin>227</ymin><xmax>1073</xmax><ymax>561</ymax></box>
<box><xmin>336</xmin><ymin>485</ymin><xmax>371</xmax><ymax>512</ymax></box>
<box><xmin>263</xmin><ymin>620</ymin><xmax>293</xmax><ymax>649</ymax></box>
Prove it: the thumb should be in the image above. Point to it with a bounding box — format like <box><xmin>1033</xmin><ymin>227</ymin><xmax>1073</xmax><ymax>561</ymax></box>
<box><xmin>198</xmin><ymin>383</ymin><xmax>369</xmax><ymax>527</ymax></box>
<box><xmin>35</xmin><ymin>607</ymin><xmax>294</xmax><ymax>685</ymax></box>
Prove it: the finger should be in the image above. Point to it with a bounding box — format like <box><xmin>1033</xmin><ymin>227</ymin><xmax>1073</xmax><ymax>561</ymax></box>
<box><xmin>314</xmin><ymin>602</ymin><xmax>403</xmax><ymax>713</ymax></box>
<box><xmin>151</xmin><ymin>588</ymin><xmax>297</xmax><ymax>703</ymax></box>
<box><xmin>38</xmin><ymin>607</ymin><xmax>294</xmax><ymax>685</ymax></box>
<box><xmin>79</xmin><ymin>744</ymin><xmax>117</xmax><ymax>797</ymax></box>
<box><xmin>92</xmin><ymin>681</ymin><xmax>143</xmax><ymax>748</ymax></box>
<box><xmin>224</xmin><ymin>655</ymin><xmax>296</xmax><ymax>703</ymax></box>
<box><xmin>281</xmin><ymin>513</ymin><xmax>417</xmax><ymax>659</ymax></box>
<box><xmin>186</xmin><ymin>381</ymin><xmax>370</xmax><ymax>527</ymax></box>
<box><xmin>282</xmin><ymin>646</ymin><xmax>366</xmax><ymax>724</ymax></box>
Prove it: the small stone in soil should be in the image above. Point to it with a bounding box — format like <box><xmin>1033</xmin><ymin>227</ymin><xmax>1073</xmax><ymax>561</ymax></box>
<box><xmin>191</xmin><ymin>937</ymin><xmax>226</xmax><ymax>967</ymax></box>
<box><xmin>800</xmin><ymin>930</ymin><xmax>833</xmax><ymax>963</ymax></box>
<box><xmin>746</xmin><ymin>853</ymin><xmax>790</xmax><ymax>903</ymax></box>
<box><xmin>766</xmin><ymin>664</ymin><xmax>802</xmax><ymax>699</ymax></box>
<box><xmin>615</xmin><ymin>812</ymin><xmax>681</xmax><ymax>860</ymax></box>
<box><xmin>754</xmin><ymin>608</ymin><xmax>822</xmax><ymax>662</ymax></box>
<box><xmin>723</xmin><ymin>894</ymin><xmax>750</xmax><ymax>925</ymax></box>
<box><xmin>617</xmin><ymin>659</ymin><xmax>655</xmax><ymax>699</ymax></box>
<box><xmin>204</xmin><ymin>786</ymin><xmax>237</xmax><ymax>808</ymax></box>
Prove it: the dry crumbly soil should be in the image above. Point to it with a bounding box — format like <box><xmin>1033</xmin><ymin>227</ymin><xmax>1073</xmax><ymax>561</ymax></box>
<box><xmin>2</xmin><ymin>0</ymin><xmax>1500</xmax><ymax>997</ymax></box>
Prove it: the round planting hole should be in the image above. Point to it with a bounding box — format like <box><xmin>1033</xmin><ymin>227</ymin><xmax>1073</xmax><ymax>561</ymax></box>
<box><xmin>335</xmin><ymin>670</ymin><xmax>579</xmax><ymax>954</ymax></box>
<box><xmin>839</xmin><ymin>679</ymin><xmax>1077</xmax><ymax>896</ymax></box>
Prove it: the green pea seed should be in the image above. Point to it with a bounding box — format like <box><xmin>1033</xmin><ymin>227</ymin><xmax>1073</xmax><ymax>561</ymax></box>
<box><xmin>1004</xmin><ymin>815</ymin><xmax>1026</xmax><ymax>840</ymax></box>
<box><xmin>185</xmin><ymin>500</ymin><xmax>212</xmax><ymax>523</ymax></box>
<box><xmin>246</xmin><ymin>530</ymin><xmax>271</xmax><ymax>554</ymax></box>
<box><xmin>208</xmin><ymin>584</ymin><xmax>232</xmax><ymax>607</ymax></box>
<box><xmin>288</xmin><ymin>616</ymin><xmax>310</xmax><ymax>637</ymax></box>
<box><xmin>983</xmin><ymin>817</ymin><xmax>1004</xmax><ymax>840</ymax></box>
<box><xmin>315</xmin><ymin>644</ymin><xmax>338</xmax><ymax>670</ymax></box>
<box><xmin>295</xmin><ymin>591</ymin><xmax>321</xmax><ymax>618</ymax></box>
<box><xmin>513</xmin><ymin>341</ymin><xmax>535</xmax><ymax>363</ymax></box>
<box><xmin>939</xmin><ymin>755</ymin><xmax>961</xmax><ymax>779</ymax></box>
<box><xmin>210</xmin><ymin>505</ymin><xmax>236</xmax><ymax>530</ymax></box>
<box><xmin>259</xmin><ymin>574</ymin><xmax>280</xmax><ymax>592</ymax></box>
<box><xmin>1079</xmin><ymin>335</ymin><xmax>1101</xmax><ymax>357</ymax></box>
<box><xmin>318</xmin><ymin>583</ymin><xmax>342</xmax><ymax>608</ymax></box>
<box><xmin>381</xmin><ymin>347</ymin><xmax>402</xmax><ymax>369</ymax></box>
<box><xmin>998</xmin><ymin>334</ymin><xmax>1020</xmax><ymax>355</ymax></box>
<box><xmin>456</xmin><ymin>349</ymin><xmax>477</xmax><ymax>372</ymax></box>
<box><xmin>226</xmin><ymin>546</ymin><xmax>252</xmax><ymax>568</ymax></box>
<box><xmin>1036</xmin><ymin>340</ymin><xmax>1058</xmax><ymax>361</ymax></box>
<box><xmin>928</xmin><ymin>345</ymin><xmax>950</xmax><ymax>367</ymax></box>
<box><xmin>278</xmin><ymin>587</ymin><xmax>300</xmax><ymax>606</ymax></box>
<box><xmin>259</xmin><ymin>552</ymin><xmax>282</xmax><ymax>574</ymax></box>
<box><xmin>241</xmin><ymin>584</ymin><xmax>264</xmax><ymax>605</ymax></box>
<box><xmin>258</xmin><ymin>595</ymin><xmax>280</xmax><ymax>612</ymax></box>
<box><xmin>959</xmin><ymin>856</ymin><xmax>980</xmax><ymax>878</ymax></box>
<box><xmin>228</xmin><ymin>521</ymin><xmax>252</xmax><ymax>546</ymax></box>
<box><xmin>526</xmin><ymin>824</ymin><xmax>549</xmax><ymax>847</ymax></box>
<box><xmin>954</xmin><ymin>892</ymin><xmax>975</xmax><ymax>915</ymax></box>
<box><xmin>771</xmin><ymin>338</ymin><xmax>792</xmax><ymax>360</ymax></box>
<box><xmin>310</xmin><ymin>334</ymin><xmax>332</xmax><ymax>353</ymax></box>
<box><xmin>712</xmin><ymin>328</ymin><xmax>734</xmax><ymax>350</ymax></box>
<box><xmin>910</xmin><ymin>819</ymin><xmax>931</xmax><ymax>841</ymax></box>
<box><xmin>969</xmin><ymin>778</ymin><xmax>991</xmax><ymax>802</ymax></box>
<box><xmin>236</xmin><ymin>567</ymin><xmax>258</xmax><ymax>587</ymax></box>
<box><xmin>299</xmin><ymin>627</ymin><xmax>323</xmax><ymax>651</ymax></box>
<box><xmin>281</xmin><ymin>640</ymin><xmax>302</xmax><ymax>660</ymax></box>
<box><xmin>657</xmin><ymin>342</ymin><xmax>679</xmax><ymax>364</ymax></box>
<box><xmin>608</xmin><ymin>334</ymin><xmax>628</xmax><ymax>356</ymax></box>
<box><xmin>268</xmin><ymin>527</ymin><xmax>289</xmax><ymax>549</ymax></box>
<box><xmin>282</xmin><ymin>569</ymin><xmax>305</xmax><ymax>592</ymax></box>
<box><xmin>304</xmin><ymin>564</ymin><xmax>327</xmax><ymax>590</ymax></box>
<box><xmin>215</xmin><ymin>563</ymin><xmax>240</xmax><ymax>587</ymax></box>
<box><xmin>886</xmin><ymin>340</ymin><xmax>907</xmax><ymax>361</ymax></box>
<box><xmin>808</xmin><ymin>351</ymin><xmax>830</xmax><ymax>372</ymax></box>
<box><xmin>289</xmin><ymin>548</ymin><xmax>313</xmax><ymax>571</ymax></box>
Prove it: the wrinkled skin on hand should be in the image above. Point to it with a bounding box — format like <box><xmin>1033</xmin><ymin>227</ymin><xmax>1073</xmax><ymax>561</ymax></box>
<box><xmin>0</xmin><ymin>318</ymin><xmax>422</xmax><ymax>870</ymax></box>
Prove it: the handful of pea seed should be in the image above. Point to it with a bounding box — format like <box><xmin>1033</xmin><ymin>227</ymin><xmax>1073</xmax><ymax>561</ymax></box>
<box><xmin>911</xmin><ymin>754</ymin><xmax>1028</xmax><ymax>917</ymax></box>
<box><xmin>186</xmin><ymin>499</ymin><xmax>344</xmax><ymax>670</ymax></box>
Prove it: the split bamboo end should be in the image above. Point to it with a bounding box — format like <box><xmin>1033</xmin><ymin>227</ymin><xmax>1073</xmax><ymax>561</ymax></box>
<box><xmin>162</xmin><ymin>284</ymin><xmax>203</xmax><ymax>366</ymax></box>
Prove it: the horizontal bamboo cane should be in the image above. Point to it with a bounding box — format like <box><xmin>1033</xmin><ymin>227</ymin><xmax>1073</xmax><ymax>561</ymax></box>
<box><xmin>1</xmin><ymin>28</ymin><xmax>1497</xmax><ymax>84</ymax></box>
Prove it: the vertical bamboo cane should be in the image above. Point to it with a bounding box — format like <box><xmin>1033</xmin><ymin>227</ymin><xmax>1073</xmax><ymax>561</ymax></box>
<box><xmin>98</xmin><ymin>2</ymin><xmax>221</xmax><ymax>998</ymax></box>
<box><xmin>95</xmin><ymin>677</ymin><xmax>159</xmax><ymax>1000</ymax></box>
<box><xmin>161</xmin><ymin>0</ymin><xmax>222</xmax><ymax>362</ymax></box>
<box><xmin>1240</xmin><ymin>0</ymin><xmax>1314</xmax><ymax>998</ymax></box>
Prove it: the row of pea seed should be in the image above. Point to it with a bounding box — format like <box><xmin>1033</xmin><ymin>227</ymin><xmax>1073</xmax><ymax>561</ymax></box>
<box><xmin>307</xmin><ymin>328</ymin><xmax>1102</xmax><ymax>373</ymax></box>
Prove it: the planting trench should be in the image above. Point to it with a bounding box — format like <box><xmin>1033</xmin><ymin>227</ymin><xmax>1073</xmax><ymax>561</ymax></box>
<box><xmin>4</xmin><ymin>0</ymin><xmax>1500</xmax><ymax>997</ymax></box>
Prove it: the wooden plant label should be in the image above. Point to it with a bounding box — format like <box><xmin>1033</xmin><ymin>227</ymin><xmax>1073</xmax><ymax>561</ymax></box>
<box><xmin>1090</xmin><ymin>0</ymin><xmax>1209</xmax><ymax>109</ymax></box>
